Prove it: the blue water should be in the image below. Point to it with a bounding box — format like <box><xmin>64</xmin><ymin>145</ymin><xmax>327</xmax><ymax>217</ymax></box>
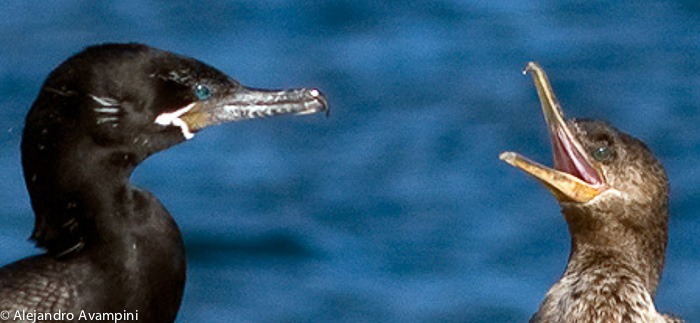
<box><xmin>1</xmin><ymin>1</ymin><xmax>699</xmax><ymax>322</ymax></box>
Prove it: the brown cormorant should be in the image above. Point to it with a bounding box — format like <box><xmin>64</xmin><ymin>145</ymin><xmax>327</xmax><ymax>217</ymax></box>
<box><xmin>500</xmin><ymin>62</ymin><xmax>684</xmax><ymax>322</ymax></box>
<box><xmin>0</xmin><ymin>43</ymin><xmax>328</xmax><ymax>322</ymax></box>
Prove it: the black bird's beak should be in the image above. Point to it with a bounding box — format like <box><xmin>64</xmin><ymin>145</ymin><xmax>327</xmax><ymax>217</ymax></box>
<box><xmin>182</xmin><ymin>86</ymin><xmax>328</xmax><ymax>130</ymax></box>
<box><xmin>500</xmin><ymin>62</ymin><xmax>607</xmax><ymax>203</ymax></box>
<box><xmin>156</xmin><ymin>86</ymin><xmax>329</xmax><ymax>139</ymax></box>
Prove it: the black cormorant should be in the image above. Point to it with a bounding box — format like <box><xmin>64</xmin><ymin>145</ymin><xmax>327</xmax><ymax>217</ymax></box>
<box><xmin>0</xmin><ymin>43</ymin><xmax>328</xmax><ymax>322</ymax></box>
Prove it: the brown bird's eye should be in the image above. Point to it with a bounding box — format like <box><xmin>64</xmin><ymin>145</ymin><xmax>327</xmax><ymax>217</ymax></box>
<box><xmin>592</xmin><ymin>146</ymin><xmax>612</xmax><ymax>162</ymax></box>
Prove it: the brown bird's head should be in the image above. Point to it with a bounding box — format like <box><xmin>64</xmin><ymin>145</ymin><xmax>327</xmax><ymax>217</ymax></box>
<box><xmin>500</xmin><ymin>62</ymin><xmax>669</xmax><ymax>292</ymax></box>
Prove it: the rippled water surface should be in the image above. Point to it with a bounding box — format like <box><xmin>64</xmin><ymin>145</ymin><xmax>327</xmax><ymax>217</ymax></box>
<box><xmin>1</xmin><ymin>1</ymin><xmax>700</xmax><ymax>322</ymax></box>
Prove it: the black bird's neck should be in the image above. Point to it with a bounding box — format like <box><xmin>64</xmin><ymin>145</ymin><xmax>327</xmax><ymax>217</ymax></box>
<box><xmin>23</xmin><ymin>130</ymin><xmax>140</xmax><ymax>254</ymax></box>
<box><xmin>22</xmin><ymin>128</ymin><xmax>187</xmax><ymax>319</ymax></box>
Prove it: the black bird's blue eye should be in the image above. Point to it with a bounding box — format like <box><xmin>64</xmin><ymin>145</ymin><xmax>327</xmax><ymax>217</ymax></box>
<box><xmin>195</xmin><ymin>84</ymin><xmax>211</xmax><ymax>100</ymax></box>
<box><xmin>592</xmin><ymin>146</ymin><xmax>612</xmax><ymax>162</ymax></box>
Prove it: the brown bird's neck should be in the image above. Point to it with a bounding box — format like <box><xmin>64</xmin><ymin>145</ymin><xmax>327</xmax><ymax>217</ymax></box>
<box><xmin>563</xmin><ymin>199</ymin><xmax>669</xmax><ymax>295</ymax></box>
<box><xmin>532</xmin><ymin>198</ymin><xmax>671</xmax><ymax>322</ymax></box>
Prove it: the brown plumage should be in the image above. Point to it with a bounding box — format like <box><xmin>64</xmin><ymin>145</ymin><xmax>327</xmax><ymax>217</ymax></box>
<box><xmin>501</xmin><ymin>63</ymin><xmax>683</xmax><ymax>322</ymax></box>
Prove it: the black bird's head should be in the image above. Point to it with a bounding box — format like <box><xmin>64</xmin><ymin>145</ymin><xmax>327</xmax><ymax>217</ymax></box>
<box><xmin>22</xmin><ymin>43</ymin><xmax>328</xmax><ymax>253</ymax></box>
<box><xmin>500</xmin><ymin>62</ymin><xmax>669</xmax><ymax>291</ymax></box>
<box><xmin>25</xmin><ymin>43</ymin><xmax>328</xmax><ymax>164</ymax></box>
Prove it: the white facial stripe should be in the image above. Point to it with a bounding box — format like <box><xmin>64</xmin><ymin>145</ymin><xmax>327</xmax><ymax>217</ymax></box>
<box><xmin>171</xmin><ymin>118</ymin><xmax>194</xmax><ymax>139</ymax></box>
<box><xmin>154</xmin><ymin>103</ymin><xmax>196</xmax><ymax>140</ymax></box>
<box><xmin>154</xmin><ymin>102</ymin><xmax>196</xmax><ymax>124</ymax></box>
<box><xmin>94</xmin><ymin>107</ymin><xmax>120</xmax><ymax>114</ymax></box>
<box><xmin>90</xmin><ymin>95</ymin><xmax>120</xmax><ymax>107</ymax></box>
<box><xmin>96</xmin><ymin>117</ymin><xmax>119</xmax><ymax>124</ymax></box>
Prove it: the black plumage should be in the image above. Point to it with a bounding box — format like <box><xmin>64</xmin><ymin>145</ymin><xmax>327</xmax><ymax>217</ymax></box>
<box><xmin>0</xmin><ymin>43</ymin><xmax>328</xmax><ymax>322</ymax></box>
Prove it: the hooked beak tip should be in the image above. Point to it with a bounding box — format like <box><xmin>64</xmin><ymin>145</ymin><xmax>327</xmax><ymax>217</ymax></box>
<box><xmin>523</xmin><ymin>62</ymin><xmax>541</xmax><ymax>75</ymax></box>
<box><xmin>298</xmin><ymin>88</ymin><xmax>330</xmax><ymax>117</ymax></box>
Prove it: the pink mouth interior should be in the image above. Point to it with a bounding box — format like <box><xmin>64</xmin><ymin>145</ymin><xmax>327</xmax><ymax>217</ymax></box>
<box><xmin>550</xmin><ymin>128</ymin><xmax>604</xmax><ymax>187</ymax></box>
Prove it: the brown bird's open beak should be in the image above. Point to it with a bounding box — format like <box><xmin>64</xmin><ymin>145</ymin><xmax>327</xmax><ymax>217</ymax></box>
<box><xmin>500</xmin><ymin>62</ymin><xmax>606</xmax><ymax>203</ymax></box>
